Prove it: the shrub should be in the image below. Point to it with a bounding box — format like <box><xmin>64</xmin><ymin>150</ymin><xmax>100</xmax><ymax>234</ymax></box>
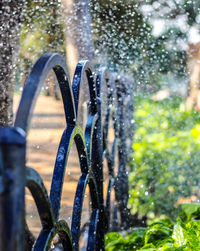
<box><xmin>105</xmin><ymin>203</ymin><xmax>200</xmax><ymax>250</ymax></box>
<box><xmin>128</xmin><ymin>95</ymin><xmax>200</xmax><ymax>219</ymax></box>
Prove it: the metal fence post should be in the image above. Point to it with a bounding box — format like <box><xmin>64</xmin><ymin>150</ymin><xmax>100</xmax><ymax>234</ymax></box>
<box><xmin>0</xmin><ymin>127</ymin><xmax>26</xmax><ymax>251</ymax></box>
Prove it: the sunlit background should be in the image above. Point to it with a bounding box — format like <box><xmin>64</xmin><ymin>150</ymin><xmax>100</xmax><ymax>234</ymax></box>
<box><xmin>5</xmin><ymin>0</ymin><xmax>200</xmax><ymax>247</ymax></box>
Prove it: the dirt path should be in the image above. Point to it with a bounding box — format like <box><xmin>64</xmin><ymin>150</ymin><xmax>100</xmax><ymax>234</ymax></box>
<box><xmin>14</xmin><ymin>94</ymin><xmax>90</xmax><ymax>237</ymax></box>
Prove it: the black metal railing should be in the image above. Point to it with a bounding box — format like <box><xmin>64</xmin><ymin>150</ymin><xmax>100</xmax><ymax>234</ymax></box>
<box><xmin>0</xmin><ymin>53</ymin><xmax>134</xmax><ymax>250</ymax></box>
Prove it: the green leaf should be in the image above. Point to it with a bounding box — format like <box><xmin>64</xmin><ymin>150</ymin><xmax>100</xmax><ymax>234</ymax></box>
<box><xmin>139</xmin><ymin>243</ymin><xmax>156</xmax><ymax>250</ymax></box>
<box><xmin>105</xmin><ymin>232</ymin><xmax>123</xmax><ymax>250</ymax></box>
<box><xmin>127</xmin><ymin>227</ymin><xmax>146</xmax><ymax>241</ymax></box>
<box><xmin>144</xmin><ymin>222</ymin><xmax>172</xmax><ymax>245</ymax></box>
<box><xmin>172</xmin><ymin>222</ymin><xmax>187</xmax><ymax>247</ymax></box>
<box><xmin>181</xmin><ymin>203</ymin><xmax>200</xmax><ymax>219</ymax></box>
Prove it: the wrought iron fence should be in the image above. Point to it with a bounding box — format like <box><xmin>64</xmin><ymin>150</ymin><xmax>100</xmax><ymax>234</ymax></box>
<box><xmin>0</xmin><ymin>53</ymin><xmax>134</xmax><ymax>250</ymax></box>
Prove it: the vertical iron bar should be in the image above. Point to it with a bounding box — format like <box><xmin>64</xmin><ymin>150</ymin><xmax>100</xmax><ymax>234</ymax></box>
<box><xmin>91</xmin><ymin>97</ymin><xmax>105</xmax><ymax>250</ymax></box>
<box><xmin>115</xmin><ymin>79</ymin><xmax>129</xmax><ymax>230</ymax></box>
<box><xmin>0</xmin><ymin>127</ymin><xmax>26</xmax><ymax>251</ymax></box>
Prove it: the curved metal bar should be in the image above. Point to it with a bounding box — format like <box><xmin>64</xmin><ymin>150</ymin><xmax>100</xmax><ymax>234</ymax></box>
<box><xmin>71</xmin><ymin>173</ymin><xmax>99</xmax><ymax>251</ymax></box>
<box><xmin>87</xmin><ymin>209</ymin><xmax>99</xmax><ymax>251</ymax></box>
<box><xmin>96</xmin><ymin>68</ymin><xmax>111</xmax><ymax>157</ymax></box>
<box><xmin>105</xmin><ymin>177</ymin><xmax>115</xmax><ymax>231</ymax></box>
<box><xmin>72</xmin><ymin>60</ymin><xmax>97</xmax><ymax>118</ymax></box>
<box><xmin>26</xmin><ymin>167</ymin><xmax>55</xmax><ymax>229</ymax></box>
<box><xmin>87</xmin><ymin>177</ymin><xmax>100</xmax><ymax>251</ymax></box>
<box><xmin>102</xmin><ymin>138</ymin><xmax>117</xmax><ymax>232</ymax></box>
<box><xmin>110</xmin><ymin>138</ymin><xmax>117</xmax><ymax>177</ymax></box>
<box><xmin>33</xmin><ymin>220</ymin><xmax>73</xmax><ymax>251</ymax></box>
<box><xmin>103</xmin><ymin>106</ymin><xmax>111</xmax><ymax>153</ymax></box>
<box><xmin>50</xmin><ymin>126</ymin><xmax>88</xmax><ymax>220</ymax></box>
<box><xmin>88</xmin><ymin>176</ymin><xmax>99</xmax><ymax>211</ymax></box>
<box><xmin>14</xmin><ymin>53</ymin><xmax>76</xmax><ymax>132</ymax></box>
<box><xmin>71</xmin><ymin>173</ymin><xmax>89</xmax><ymax>250</ymax></box>
<box><xmin>84</xmin><ymin>113</ymin><xmax>98</xmax><ymax>165</ymax></box>
<box><xmin>96</xmin><ymin>67</ymin><xmax>109</xmax><ymax>98</ymax></box>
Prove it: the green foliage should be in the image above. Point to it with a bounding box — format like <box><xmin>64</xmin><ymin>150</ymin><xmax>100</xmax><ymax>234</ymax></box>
<box><xmin>91</xmin><ymin>0</ymin><xmax>151</xmax><ymax>67</ymax></box>
<box><xmin>181</xmin><ymin>203</ymin><xmax>200</xmax><ymax>220</ymax></box>
<box><xmin>128</xmin><ymin>95</ymin><xmax>200</xmax><ymax>219</ymax></box>
<box><xmin>18</xmin><ymin>0</ymin><xmax>65</xmax><ymax>81</ymax></box>
<box><xmin>21</xmin><ymin>0</ymin><xmax>65</xmax><ymax>57</ymax></box>
<box><xmin>90</xmin><ymin>0</ymin><xmax>191</xmax><ymax>91</ymax></box>
<box><xmin>105</xmin><ymin>206</ymin><xmax>200</xmax><ymax>250</ymax></box>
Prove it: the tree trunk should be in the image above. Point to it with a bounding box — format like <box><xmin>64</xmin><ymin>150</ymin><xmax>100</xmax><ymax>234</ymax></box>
<box><xmin>61</xmin><ymin>0</ymin><xmax>94</xmax><ymax>79</ymax></box>
<box><xmin>0</xmin><ymin>1</ymin><xmax>25</xmax><ymax>127</ymax></box>
<box><xmin>185</xmin><ymin>43</ymin><xmax>200</xmax><ymax>111</ymax></box>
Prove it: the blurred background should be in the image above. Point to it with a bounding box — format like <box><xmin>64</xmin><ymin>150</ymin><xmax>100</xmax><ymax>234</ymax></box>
<box><xmin>2</xmin><ymin>0</ymin><xmax>200</xmax><ymax>236</ymax></box>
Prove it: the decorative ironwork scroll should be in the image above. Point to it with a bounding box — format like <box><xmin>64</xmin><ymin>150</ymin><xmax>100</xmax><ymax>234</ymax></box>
<box><xmin>0</xmin><ymin>53</ymin><xmax>134</xmax><ymax>250</ymax></box>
